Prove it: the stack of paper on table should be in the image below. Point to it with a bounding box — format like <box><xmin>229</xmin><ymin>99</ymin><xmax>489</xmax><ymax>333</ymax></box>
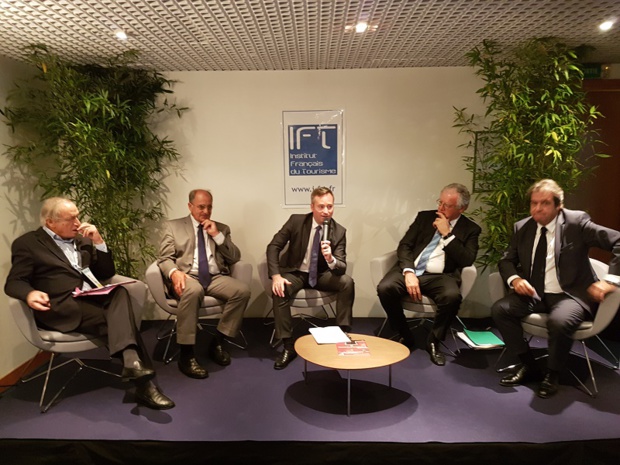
<box><xmin>309</xmin><ymin>326</ymin><xmax>351</xmax><ymax>344</ymax></box>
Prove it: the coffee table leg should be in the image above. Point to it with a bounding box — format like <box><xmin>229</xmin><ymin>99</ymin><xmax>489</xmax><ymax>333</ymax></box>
<box><xmin>389</xmin><ymin>365</ymin><xmax>392</xmax><ymax>388</ymax></box>
<box><xmin>347</xmin><ymin>370</ymin><xmax>351</xmax><ymax>417</ymax></box>
<box><xmin>304</xmin><ymin>360</ymin><xmax>308</xmax><ymax>384</ymax></box>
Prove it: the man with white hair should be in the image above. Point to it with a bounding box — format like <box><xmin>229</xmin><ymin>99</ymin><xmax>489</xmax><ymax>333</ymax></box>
<box><xmin>5</xmin><ymin>197</ymin><xmax>174</xmax><ymax>410</ymax></box>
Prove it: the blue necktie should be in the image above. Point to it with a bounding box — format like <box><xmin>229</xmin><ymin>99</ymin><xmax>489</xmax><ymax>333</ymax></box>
<box><xmin>197</xmin><ymin>224</ymin><xmax>211</xmax><ymax>288</ymax></box>
<box><xmin>308</xmin><ymin>225</ymin><xmax>322</xmax><ymax>287</ymax></box>
<box><xmin>415</xmin><ymin>231</ymin><xmax>441</xmax><ymax>276</ymax></box>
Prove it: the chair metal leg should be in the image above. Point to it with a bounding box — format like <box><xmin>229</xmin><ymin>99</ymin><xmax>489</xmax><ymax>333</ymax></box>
<box><xmin>569</xmin><ymin>335</ymin><xmax>620</xmax><ymax>371</ymax></box>
<box><xmin>156</xmin><ymin>317</ymin><xmax>179</xmax><ymax>364</ymax></box>
<box><xmin>495</xmin><ymin>336</ymin><xmax>538</xmax><ymax>372</ymax></box>
<box><xmin>21</xmin><ymin>352</ymin><xmax>121</xmax><ymax>413</ymax></box>
<box><xmin>376</xmin><ymin>318</ymin><xmax>388</xmax><ymax>337</ymax></box>
<box><xmin>412</xmin><ymin>317</ymin><xmax>458</xmax><ymax>357</ymax></box>
<box><xmin>268</xmin><ymin>305</ymin><xmax>332</xmax><ymax>348</ymax></box>
<box><xmin>569</xmin><ymin>341</ymin><xmax>599</xmax><ymax>398</ymax></box>
<box><xmin>593</xmin><ymin>335</ymin><xmax>620</xmax><ymax>369</ymax></box>
<box><xmin>224</xmin><ymin>330</ymin><xmax>248</xmax><ymax>350</ymax></box>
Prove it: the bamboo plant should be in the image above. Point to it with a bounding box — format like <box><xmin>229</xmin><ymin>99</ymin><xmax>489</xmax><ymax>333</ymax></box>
<box><xmin>2</xmin><ymin>45</ymin><xmax>186</xmax><ymax>276</ymax></box>
<box><xmin>454</xmin><ymin>38</ymin><xmax>604</xmax><ymax>268</ymax></box>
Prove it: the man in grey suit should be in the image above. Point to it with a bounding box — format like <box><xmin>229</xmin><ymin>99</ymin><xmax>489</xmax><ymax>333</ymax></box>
<box><xmin>267</xmin><ymin>186</ymin><xmax>354</xmax><ymax>370</ymax></box>
<box><xmin>377</xmin><ymin>183</ymin><xmax>481</xmax><ymax>366</ymax></box>
<box><xmin>493</xmin><ymin>179</ymin><xmax>620</xmax><ymax>398</ymax></box>
<box><xmin>158</xmin><ymin>189</ymin><xmax>250</xmax><ymax>379</ymax></box>
<box><xmin>5</xmin><ymin>197</ymin><xmax>174</xmax><ymax>409</ymax></box>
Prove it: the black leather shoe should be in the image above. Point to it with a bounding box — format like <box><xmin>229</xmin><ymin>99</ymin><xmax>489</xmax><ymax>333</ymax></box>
<box><xmin>135</xmin><ymin>383</ymin><xmax>175</xmax><ymax>410</ymax></box>
<box><xmin>209</xmin><ymin>343</ymin><xmax>231</xmax><ymax>366</ymax></box>
<box><xmin>178</xmin><ymin>357</ymin><xmax>209</xmax><ymax>379</ymax></box>
<box><xmin>274</xmin><ymin>348</ymin><xmax>297</xmax><ymax>370</ymax></box>
<box><xmin>500</xmin><ymin>365</ymin><xmax>543</xmax><ymax>387</ymax></box>
<box><xmin>121</xmin><ymin>361</ymin><xmax>155</xmax><ymax>383</ymax></box>
<box><xmin>537</xmin><ymin>373</ymin><xmax>559</xmax><ymax>399</ymax></box>
<box><xmin>426</xmin><ymin>342</ymin><xmax>446</xmax><ymax>366</ymax></box>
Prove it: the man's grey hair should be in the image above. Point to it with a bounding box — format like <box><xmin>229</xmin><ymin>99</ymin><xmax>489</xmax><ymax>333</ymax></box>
<box><xmin>527</xmin><ymin>179</ymin><xmax>564</xmax><ymax>207</ymax></box>
<box><xmin>40</xmin><ymin>197</ymin><xmax>75</xmax><ymax>226</ymax></box>
<box><xmin>441</xmin><ymin>183</ymin><xmax>471</xmax><ymax>209</ymax></box>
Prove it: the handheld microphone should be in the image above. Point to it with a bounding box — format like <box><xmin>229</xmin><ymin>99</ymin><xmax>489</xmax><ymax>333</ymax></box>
<box><xmin>322</xmin><ymin>219</ymin><xmax>330</xmax><ymax>242</ymax></box>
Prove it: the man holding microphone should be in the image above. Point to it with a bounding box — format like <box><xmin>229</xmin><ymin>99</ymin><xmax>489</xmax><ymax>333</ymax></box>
<box><xmin>266</xmin><ymin>186</ymin><xmax>355</xmax><ymax>370</ymax></box>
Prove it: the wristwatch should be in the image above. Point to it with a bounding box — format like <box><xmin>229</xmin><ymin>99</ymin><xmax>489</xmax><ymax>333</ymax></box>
<box><xmin>442</xmin><ymin>232</ymin><xmax>453</xmax><ymax>240</ymax></box>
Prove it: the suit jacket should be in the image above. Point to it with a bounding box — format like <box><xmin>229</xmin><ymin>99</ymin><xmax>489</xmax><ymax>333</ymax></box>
<box><xmin>498</xmin><ymin>208</ymin><xmax>620</xmax><ymax>314</ymax></box>
<box><xmin>266</xmin><ymin>213</ymin><xmax>347</xmax><ymax>278</ymax></box>
<box><xmin>157</xmin><ymin>215</ymin><xmax>241</xmax><ymax>280</ymax></box>
<box><xmin>396</xmin><ymin>210</ymin><xmax>481</xmax><ymax>278</ymax></box>
<box><xmin>4</xmin><ymin>227</ymin><xmax>116</xmax><ymax>332</ymax></box>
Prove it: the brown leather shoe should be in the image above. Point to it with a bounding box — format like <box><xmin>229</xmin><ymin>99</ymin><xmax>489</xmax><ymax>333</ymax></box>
<box><xmin>500</xmin><ymin>365</ymin><xmax>543</xmax><ymax>387</ymax></box>
<box><xmin>426</xmin><ymin>342</ymin><xmax>446</xmax><ymax>366</ymax></box>
<box><xmin>274</xmin><ymin>348</ymin><xmax>297</xmax><ymax>370</ymax></box>
<box><xmin>178</xmin><ymin>357</ymin><xmax>209</xmax><ymax>379</ymax></box>
<box><xmin>135</xmin><ymin>383</ymin><xmax>175</xmax><ymax>410</ymax></box>
<box><xmin>209</xmin><ymin>342</ymin><xmax>231</xmax><ymax>366</ymax></box>
<box><xmin>121</xmin><ymin>360</ymin><xmax>155</xmax><ymax>383</ymax></box>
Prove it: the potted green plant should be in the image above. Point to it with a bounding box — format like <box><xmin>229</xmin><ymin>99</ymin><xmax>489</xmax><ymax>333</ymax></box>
<box><xmin>454</xmin><ymin>37</ymin><xmax>604</xmax><ymax>268</ymax></box>
<box><xmin>2</xmin><ymin>44</ymin><xmax>186</xmax><ymax>276</ymax></box>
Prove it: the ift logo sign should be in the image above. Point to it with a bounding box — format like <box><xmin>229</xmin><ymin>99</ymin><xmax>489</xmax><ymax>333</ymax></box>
<box><xmin>282</xmin><ymin>110</ymin><xmax>344</xmax><ymax>206</ymax></box>
<box><xmin>288</xmin><ymin>125</ymin><xmax>338</xmax><ymax>176</ymax></box>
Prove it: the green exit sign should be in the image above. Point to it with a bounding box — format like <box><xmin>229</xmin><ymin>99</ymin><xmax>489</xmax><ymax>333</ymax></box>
<box><xmin>582</xmin><ymin>63</ymin><xmax>602</xmax><ymax>79</ymax></box>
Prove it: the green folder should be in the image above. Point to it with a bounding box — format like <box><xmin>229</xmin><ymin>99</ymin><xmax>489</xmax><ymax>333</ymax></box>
<box><xmin>463</xmin><ymin>329</ymin><xmax>505</xmax><ymax>347</ymax></box>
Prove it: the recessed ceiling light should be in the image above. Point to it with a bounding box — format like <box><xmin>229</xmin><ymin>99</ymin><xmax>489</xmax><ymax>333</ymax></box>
<box><xmin>355</xmin><ymin>22</ymin><xmax>368</xmax><ymax>33</ymax></box>
<box><xmin>599</xmin><ymin>20</ymin><xmax>614</xmax><ymax>31</ymax></box>
<box><xmin>115</xmin><ymin>29</ymin><xmax>128</xmax><ymax>41</ymax></box>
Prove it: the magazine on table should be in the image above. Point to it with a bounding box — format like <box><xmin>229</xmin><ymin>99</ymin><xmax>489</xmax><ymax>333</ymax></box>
<box><xmin>336</xmin><ymin>339</ymin><xmax>370</xmax><ymax>356</ymax></box>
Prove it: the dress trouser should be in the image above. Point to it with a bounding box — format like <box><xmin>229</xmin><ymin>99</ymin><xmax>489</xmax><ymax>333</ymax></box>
<box><xmin>72</xmin><ymin>286</ymin><xmax>140</xmax><ymax>357</ymax></box>
<box><xmin>377</xmin><ymin>267</ymin><xmax>462</xmax><ymax>341</ymax></box>
<box><xmin>492</xmin><ymin>292</ymin><xmax>587</xmax><ymax>371</ymax></box>
<box><xmin>273</xmin><ymin>270</ymin><xmax>355</xmax><ymax>340</ymax></box>
<box><xmin>172</xmin><ymin>274</ymin><xmax>250</xmax><ymax>345</ymax></box>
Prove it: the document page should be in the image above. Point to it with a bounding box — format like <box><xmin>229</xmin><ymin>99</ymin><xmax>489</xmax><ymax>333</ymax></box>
<box><xmin>309</xmin><ymin>326</ymin><xmax>351</xmax><ymax>344</ymax></box>
<box><xmin>72</xmin><ymin>280</ymin><xmax>137</xmax><ymax>297</ymax></box>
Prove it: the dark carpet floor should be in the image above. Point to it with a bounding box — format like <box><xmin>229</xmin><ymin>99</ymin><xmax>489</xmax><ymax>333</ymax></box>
<box><xmin>1</xmin><ymin>317</ymin><xmax>619</xmax><ymax>464</ymax></box>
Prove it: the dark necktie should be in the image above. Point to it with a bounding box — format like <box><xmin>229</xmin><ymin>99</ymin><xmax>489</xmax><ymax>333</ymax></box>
<box><xmin>531</xmin><ymin>226</ymin><xmax>547</xmax><ymax>297</ymax></box>
<box><xmin>308</xmin><ymin>225</ymin><xmax>322</xmax><ymax>287</ymax></box>
<box><xmin>197</xmin><ymin>224</ymin><xmax>211</xmax><ymax>289</ymax></box>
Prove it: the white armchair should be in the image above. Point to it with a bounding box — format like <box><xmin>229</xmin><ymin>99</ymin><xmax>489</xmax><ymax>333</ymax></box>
<box><xmin>145</xmin><ymin>260</ymin><xmax>251</xmax><ymax>362</ymax></box>
<box><xmin>370</xmin><ymin>250</ymin><xmax>477</xmax><ymax>337</ymax></box>
<box><xmin>489</xmin><ymin>258</ymin><xmax>620</xmax><ymax>397</ymax></box>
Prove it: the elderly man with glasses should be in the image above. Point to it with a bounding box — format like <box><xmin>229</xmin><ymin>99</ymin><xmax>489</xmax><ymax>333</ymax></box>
<box><xmin>377</xmin><ymin>183</ymin><xmax>481</xmax><ymax>366</ymax></box>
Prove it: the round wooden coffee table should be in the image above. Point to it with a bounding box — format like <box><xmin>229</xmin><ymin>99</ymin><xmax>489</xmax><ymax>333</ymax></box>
<box><xmin>294</xmin><ymin>333</ymin><xmax>410</xmax><ymax>416</ymax></box>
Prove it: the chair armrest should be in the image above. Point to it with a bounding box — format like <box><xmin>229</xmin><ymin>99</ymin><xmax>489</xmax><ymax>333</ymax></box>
<box><xmin>145</xmin><ymin>261</ymin><xmax>170</xmax><ymax>310</ymax></box>
<box><xmin>9</xmin><ymin>297</ymin><xmax>43</xmax><ymax>345</ymax></box>
<box><xmin>589</xmin><ymin>287</ymin><xmax>620</xmax><ymax>335</ymax></box>
<box><xmin>488</xmin><ymin>271</ymin><xmax>507</xmax><ymax>303</ymax></box>
<box><xmin>459</xmin><ymin>265</ymin><xmax>478</xmax><ymax>300</ymax></box>
<box><xmin>230</xmin><ymin>260</ymin><xmax>252</xmax><ymax>286</ymax></box>
<box><xmin>370</xmin><ymin>251</ymin><xmax>398</xmax><ymax>288</ymax></box>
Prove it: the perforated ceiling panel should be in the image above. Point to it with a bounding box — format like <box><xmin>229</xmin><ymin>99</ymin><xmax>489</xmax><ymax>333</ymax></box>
<box><xmin>0</xmin><ymin>0</ymin><xmax>619</xmax><ymax>71</ymax></box>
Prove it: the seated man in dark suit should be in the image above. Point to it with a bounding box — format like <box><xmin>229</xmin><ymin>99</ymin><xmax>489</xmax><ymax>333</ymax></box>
<box><xmin>5</xmin><ymin>197</ymin><xmax>174</xmax><ymax>410</ymax></box>
<box><xmin>157</xmin><ymin>189</ymin><xmax>250</xmax><ymax>379</ymax></box>
<box><xmin>267</xmin><ymin>186</ymin><xmax>354</xmax><ymax>370</ymax></box>
<box><xmin>377</xmin><ymin>183</ymin><xmax>481</xmax><ymax>366</ymax></box>
<box><xmin>492</xmin><ymin>179</ymin><xmax>620</xmax><ymax>398</ymax></box>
